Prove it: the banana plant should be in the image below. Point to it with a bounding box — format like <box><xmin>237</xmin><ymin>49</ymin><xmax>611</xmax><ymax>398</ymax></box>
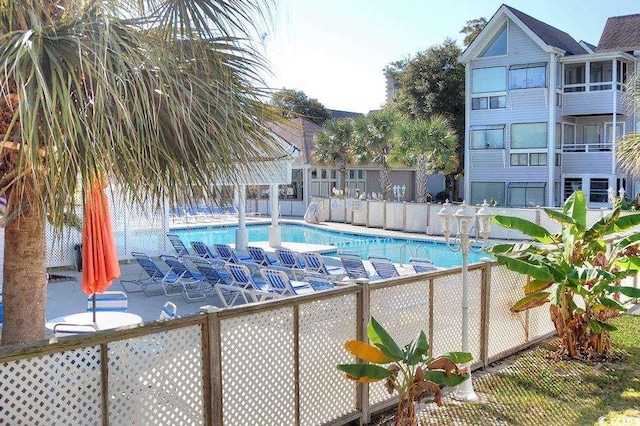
<box><xmin>338</xmin><ymin>318</ymin><xmax>471</xmax><ymax>426</ymax></box>
<box><xmin>489</xmin><ymin>191</ymin><xmax>640</xmax><ymax>360</ymax></box>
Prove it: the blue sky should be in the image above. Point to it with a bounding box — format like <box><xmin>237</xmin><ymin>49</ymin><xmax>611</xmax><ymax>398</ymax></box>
<box><xmin>260</xmin><ymin>0</ymin><xmax>639</xmax><ymax>114</ymax></box>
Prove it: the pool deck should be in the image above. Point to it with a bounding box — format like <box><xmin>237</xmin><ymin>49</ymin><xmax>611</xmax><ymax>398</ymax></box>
<box><xmin>0</xmin><ymin>219</ymin><xmax>426</xmax><ymax>340</ymax></box>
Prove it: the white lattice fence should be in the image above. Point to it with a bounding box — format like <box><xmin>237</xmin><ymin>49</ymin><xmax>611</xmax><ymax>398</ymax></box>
<box><xmin>369</xmin><ymin>279</ymin><xmax>430</xmax><ymax>406</ymax></box>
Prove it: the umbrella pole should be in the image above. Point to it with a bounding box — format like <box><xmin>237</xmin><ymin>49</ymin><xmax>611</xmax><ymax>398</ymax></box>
<box><xmin>92</xmin><ymin>294</ymin><xmax>97</xmax><ymax>323</ymax></box>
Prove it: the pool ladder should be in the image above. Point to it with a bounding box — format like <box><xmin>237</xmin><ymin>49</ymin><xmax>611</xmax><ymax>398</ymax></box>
<box><xmin>398</xmin><ymin>243</ymin><xmax>430</xmax><ymax>265</ymax></box>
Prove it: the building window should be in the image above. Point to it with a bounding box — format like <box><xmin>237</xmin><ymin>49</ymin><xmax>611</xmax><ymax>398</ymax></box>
<box><xmin>529</xmin><ymin>153</ymin><xmax>547</xmax><ymax>166</ymax></box>
<box><xmin>471</xmin><ymin>95</ymin><xmax>506</xmax><ymax>110</ymax></box>
<box><xmin>510</xmin><ymin>153</ymin><xmax>528</xmax><ymax>166</ymax></box>
<box><xmin>509</xmin><ymin>63</ymin><xmax>546</xmax><ymax>89</ymax></box>
<box><xmin>472</xmin><ymin>67</ymin><xmax>506</xmax><ymax>93</ymax></box>
<box><xmin>583</xmin><ymin>124</ymin><xmax>600</xmax><ymax>145</ymax></box>
<box><xmin>511</xmin><ymin>123</ymin><xmax>547</xmax><ymax>149</ymax></box>
<box><xmin>590</xmin><ymin>179</ymin><xmax>609</xmax><ymax>203</ymax></box>
<box><xmin>480</xmin><ymin>23</ymin><xmax>507</xmax><ymax>57</ymax></box>
<box><xmin>555</xmin><ymin>153</ymin><xmax>562</xmax><ymax>166</ymax></box>
<box><xmin>471</xmin><ymin>182</ymin><xmax>505</xmax><ymax>206</ymax></box>
<box><xmin>508</xmin><ymin>182</ymin><xmax>545</xmax><ymax>207</ymax></box>
<box><xmin>616</xmin><ymin>60</ymin><xmax>628</xmax><ymax>90</ymax></box>
<box><xmin>564</xmin><ymin>63</ymin><xmax>585</xmax><ymax>92</ymax></box>
<box><xmin>590</xmin><ymin>61</ymin><xmax>613</xmax><ymax>91</ymax></box>
<box><xmin>564</xmin><ymin>178</ymin><xmax>582</xmax><ymax>199</ymax></box>
<box><xmin>470</xmin><ymin>125</ymin><xmax>505</xmax><ymax>149</ymax></box>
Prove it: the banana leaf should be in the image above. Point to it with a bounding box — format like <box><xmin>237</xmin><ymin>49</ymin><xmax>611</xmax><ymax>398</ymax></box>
<box><xmin>337</xmin><ymin>363</ymin><xmax>392</xmax><ymax>382</ymax></box>
<box><xmin>367</xmin><ymin>317</ymin><xmax>404</xmax><ymax>362</ymax></box>
<box><xmin>609</xmin><ymin>285</ymin><xmax>640</xmax><ymax>298</ymax></box>
<box><xmin>563</xmin><ymin>191</ymin><xmax>587</xmax><ymax>227</ymax></box>
<box><xmin>612</xmin><ymin>233</ymin><xmax>640</xmax><ymax>251</ymax></box>
<box><xmin>511</xmin><ymin>291</ymin><xmax>550</xmax><ymax>312</ymax></box>
<box><xmin>543</xmin><ymin>208</ymin><xmax>584</xmax><ymax>231</ymax></box>
<box><xmin>524</xmin><ymin>279</ymin><xmax>554</xmax><ymax>295</ymax></box>
<box><xmin>438</xmin><ymin>352</ymin><xmax>473</xmax><ymax>364</ymax></box>
<box><xmin>605</xmin><ymin>213</ymin><xmax>640</xmax><ymax>233</ymax></box>
<box><xmin>492</xmin><ymin>216</ymin><xmax>555</xmax><ymax>243</ymax></box>
<box><xmin>595</xmin><ymin>297</ymin><xmax>627</xmax><ymax>311</ymax></box>
<box><xmin>584</xmin><ymin>209</ymin><xmax>620</xmax><ymax>240</ymax></box>
<box><xmin>495</xmin><ymin>255</ymin><xmax>554</xmax><ymax>281</ymax></box>
<box><xmin>422</xmin><ymin>369</ymin><xmax>469</xmax><ymax>387</ymax></box>
<box><xmin>344</xmin><ymin>340</ymin><xmax>393</xmax><ymax>364</ymax></box>
<box><xmin>405</xmin><ymin>331</ymin><xmax>429</xmax><ymax>366</ymax></box>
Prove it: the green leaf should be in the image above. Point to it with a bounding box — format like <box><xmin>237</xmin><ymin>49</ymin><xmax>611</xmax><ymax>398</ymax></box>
<box><xmin>406</xmin><ymin>331</ymin><xmax>429</xmax><ymax>366</ymax></box>
<box><xmin>608</xmin><ymin>213</ymin><xmax>640</xmax><ymax>233</ymax></box>
<box><xmin>563</xmin><ymin>191</ymin><xmax>587</xmax><ymax>227</ymax></box>
<box><xmin>600</xmin><ymin>322</ymin><xmax>618</xmax><ymax>332</ymax></box>
<box><xmin>337</xmin><ymin>363</ymin><xmax>393</xmax><ymax>382</ymax></box>
<box><xmin>367</xmin><ymin>318</ymin><xmax>404</xmax><ymax>362</ymax></box>
<box><xmin>492</xmin><ymin>216</ymin><xmax>555</xmax><ymax>243</ymax></box>
<box><xmin>589</xmin><ymin>320</ymin><xmax>602</xmax><ymax>335</ymax></box>
<box><xmin>543</xmin><ymin>208</ymin><xmax>583</xmax><ymax>231</ymax></box>
<box><xmin>438</xmin><ymin>352</ymin><xmax>473</xmax><ymax>364</ymax></box>
<box><xmin>494</xmin><ymin>255</ymin><xmax>553</xmax><ymax>281</ymax></box>
<box><xmin>524</xmin><ymin>279</ymin><xmax>554</xmax><ymax>294</ymax></box>
<box><xmin>611</xmin><ymin>286</ymin><xmax>640</xmax><ymax>298</ymax></box>
<box><xmin>613</xmin><ymin>232</ymin><xmax>640</xmax><ymax>251</ymax></box>
<box><xmin>596</xmin><ymin>297</ymin><xmax>627</xmax><ymax>312</ymax></box>
<box><xmin>511</xmin><ymin>292</ymin><xmax>550</xmax><ymax>312</ymax></box>
<box><xmin>584</xmin><ymin>209</ymin><xmax>620</xmax><ymax>240</ymax></box>
<box><xmin>422</xmin><ymin>369</ymin><xmax>469</xmax><ymax>388</ymax></box>
<box><xmin>617</xmin><ymin>257</ymin><xmax>640</xmax><ymax>271</ymax></box>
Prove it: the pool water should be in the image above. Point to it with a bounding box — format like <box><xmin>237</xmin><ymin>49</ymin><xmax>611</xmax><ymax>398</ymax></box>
<box><xmin>173</xmin><ymin>224</ymin><xmax>490</xmax><ymax>268</ymax></box>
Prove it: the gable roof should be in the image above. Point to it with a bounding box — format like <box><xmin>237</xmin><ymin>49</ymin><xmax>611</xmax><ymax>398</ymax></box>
<box><xmin>503</xmin><ymin>5</ymin><xmax>586</xmax><ymax>55</ymax></box>
<box><xmin>460</xmin><ymin>4</ymin><xmax>586</xmax><ymax>63</ymax></box>
<box><xmin>596</xmin><ymin>13</ymin><xmax>640</xmax><ymax>53</ymax></box>
<box><xmin>329</xmin><ymin>109</ymin><xmax>364</xmax><ymax>120</ymax></box>
<box><xmin>266</xmin><ymin>118</ymin><xmax>323</xmax><ymax>166</ymax></box>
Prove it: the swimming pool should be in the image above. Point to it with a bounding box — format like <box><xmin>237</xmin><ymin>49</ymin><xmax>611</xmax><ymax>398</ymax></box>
<box><xmin>173</xmin><ymin>223</ymin><xmax>491</xmax><ymax>268</ymax></box>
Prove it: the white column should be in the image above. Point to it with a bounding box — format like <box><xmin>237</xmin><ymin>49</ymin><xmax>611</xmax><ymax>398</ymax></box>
<box><xmin>268</xmin><ymin>185</ymin><xmax>281</xmax><ymax>247</ymax></box>
<box><xmin>464</xmin><ymin>62</ymin><xmax>471</xmax><ymax>202</ymax></box>
<box><xmin>612</xmin><ymin>59</ymin><xmax>618</xmax><ymax>179</ymax></box>
<box><xmin>548</xmin><ymin>53</ymin><xmax>557</xmax><ymax>207</ymax></box>
<box><xmin>235</xmin><ymin>185</ymin><xmax>248</xmax><ymax>250</ymax></box>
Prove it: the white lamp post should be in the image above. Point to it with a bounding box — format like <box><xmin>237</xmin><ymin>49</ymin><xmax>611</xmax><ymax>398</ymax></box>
<box><xmin>392</xmin><ymin>185</ymin><xmax>406</xmax><ymax>202</ymax></box>
<box><xmin>619</xmin><ymin>187</ymin><xmax>626</xmax><ymax>201</ymax></box>
<box><xmin>438</xmin><ymin>199</ymin><xmax>493</xmax><ymax>402</ymax></box>
<box><xmin>608</xmin><ymin>187</ymin><xmax>615</xmax><ymax>208</ymax></box>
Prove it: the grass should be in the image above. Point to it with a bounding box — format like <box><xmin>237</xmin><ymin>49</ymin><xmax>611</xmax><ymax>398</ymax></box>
<box><xmin>372</xmin><ymin>313</ymin><xmax>640</xmax><ymax>425</ymax></box>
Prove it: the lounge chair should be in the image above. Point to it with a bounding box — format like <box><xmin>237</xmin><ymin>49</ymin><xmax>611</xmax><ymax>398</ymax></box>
<box><xmin>167</xmin><ymin>234</ymin><xmax>191</xmax><ymax>256</ymax></box>
<box><xmin>275</xmin><ymin>248</ymin><xmax>304</xmax><ymax>269</ymax></box>
<box><xmin>247</xmin><ymin>246</ymin><xmax>279</xmax><ymax>266</ymax></box>
<box><xmin>369</xmin><ymin>256</ymin><xmax>400</xmax><ymax>279</ymax></box>
<box><xmin>160</xmin><ymin>255</ymin><xmax>206</xmax><ymax>302</ymax></box>
<box><xmin>190</xmin><ymin>241</ymin><xmax>219</xmax><ymax>259</ymax></box>
<box><xmin>213</xmin><ymin>244</ymin><xmax>252</xmax><ymax>264</ymax></box>
<box><xmin>188</xmin><ymin>256</ymin><xmax>240</xmax><ymax>305</ymax></box>
<box><xmin>224</xmin><ymin>263</ymin><xmax>278</xmax><ymax>304</ymax></box>
<box><xmin>87</xmin><ymin>291</ymin><xmax>128</xmax><ymax>312</ymax></box>
<box><xmin>302</xmin><ymin>252</ymin><xmax>346</xmax><ymax>282</ymax></box>
<box><xmin>121</xmin><ymin>252</ymin><xmax>175</xmax><ymax>294</ymax></box>
<box><xmin>338</xmin><ymin>252</ymin><xmax>370</xmax><ymax>280</ymax></box>
<box><xmin>303</xmin><ymin>272</ymin><xmax>335</xmax><ymax>291</ymax></box>
<box><xmin>409</xmin><ymin>257</ymin><xmax>437</xmax><ymax>273</ymax></box>
<box><xmin>158</xmin><ymin>301</ymin><xmax>177</xmax><ymax>321</ymax></box>
<box><xmin>260</xmin><ymin>269</ymin><xmax>315</xmax><ymax>296</ymax></box>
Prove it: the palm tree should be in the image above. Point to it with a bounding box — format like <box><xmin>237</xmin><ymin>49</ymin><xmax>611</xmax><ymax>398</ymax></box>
<box><xmin>393</xmin><ymin>115</ymin><xmax>458</xmax><ymax>203</ymax></box>
<box><xmin>312</xmin><ymin>119</ymin><xmax>354</xmax><ymax>194</ymax></box>
<box><xmin>0</xmin><ymin>0</ymin><xmax>281</xmax><ymax>345</ymax></box>
<box><xmin>617</xmin><ymin>70</ymin><xmax>640</xmax><ymax>177</ymax></box>
<box><xmin>352</xmin><ymin>110</ymin><xmax>398</xmax><ymax>200</ymax></box>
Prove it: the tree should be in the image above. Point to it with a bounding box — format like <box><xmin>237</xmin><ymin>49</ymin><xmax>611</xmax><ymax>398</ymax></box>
<box><xmin>391</xmin><ymin>39</ymin><xmax>465</xmax><ymax>199</ymax></box>
<box><xmin>312</xmin><ymin>119</ymin><xmax>355</xmax><ymax>193</ymax></box>
<box><xmin>460</xmin><ymin>18</ymin><xmax>487</xmax><ymax>47</ymax></box>
<box><xmin>617</xmin><ymin>70</ymin><xmax>640</xmax><ymax>177</ymax></box>
<box><xmin>0</xmin><ymin>0</ymin><xmax>280</xmax><ymax>345</ymax></box>
<box><xmin>489</xmin><ymin>191</ymin><xmax>640</xmax><ymax>360</ymax></box>
<box><xmin>393</xmin><ymin>116</ymin><xmax>458</xmax><ymax>202</ymax></box>
<box><xmin>352</xmin><ymin>110</ymin><xmax>398</xmax><ymax>200</ymax></box>
<box><xmin>272</xmin><ymin>89</ymin><xmax>331</xmax><ymax>125</ymax></box>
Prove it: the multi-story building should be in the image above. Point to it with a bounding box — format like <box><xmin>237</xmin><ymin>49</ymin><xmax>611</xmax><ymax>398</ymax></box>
<box><xmin>459</xmin><ymin>5</ymin><xmax>640</xmax><ymax>207</ymax></box>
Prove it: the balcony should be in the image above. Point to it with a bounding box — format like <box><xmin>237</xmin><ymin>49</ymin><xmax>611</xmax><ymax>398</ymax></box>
<box><xmin>562</xmin><ymin>142</ymin><xmax>612</xmax><ymax>153</ymax></box>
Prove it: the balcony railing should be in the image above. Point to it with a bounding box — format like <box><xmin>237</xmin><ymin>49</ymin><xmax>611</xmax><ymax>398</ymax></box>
<box><xmin>562</xmin><ymin>142</ymin><xmax>612</xmax><ymax>153</ymax></box>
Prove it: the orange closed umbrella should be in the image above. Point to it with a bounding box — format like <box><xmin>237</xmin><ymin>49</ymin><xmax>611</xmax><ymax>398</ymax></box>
<box><xmin>81</xmin><ymin>178</ymin><xmax>121</xmax><ymax>322</ymax></box>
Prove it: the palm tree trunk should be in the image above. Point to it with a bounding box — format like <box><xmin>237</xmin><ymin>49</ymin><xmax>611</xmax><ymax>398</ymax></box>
<box><xmin>339</xmin><ymin>168</ymin><xmax>347</xmax><ymax>194</ymax></box>
<box><xmin>1</xmin><ymin>188</ymin><xmax>47</xmax><ymax>345</ymax></box>
<box><xmin>380</xmin><ymin>164</ymin><xmax>392</xmax><ymax>201</ymax></box>
<box><xmin>415</xmin><ymin>156</ymin><xmax>427</xmax><ymax>203</ymax></box>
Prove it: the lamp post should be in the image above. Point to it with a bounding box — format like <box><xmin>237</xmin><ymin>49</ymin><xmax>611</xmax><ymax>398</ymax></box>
<box><xmin>392</xmin><ymin>185</ymin><xmax>406</xmax><ymax>202</ymax></box>
<box><xmin>438</xmin><ymin>199</ymin><xmax>493</xmax><ymax>402</ymax></box>
<box><xmin>608</xmin><ymin>187</ymin><xmax>615</xmax><ymax>208</ymax></box>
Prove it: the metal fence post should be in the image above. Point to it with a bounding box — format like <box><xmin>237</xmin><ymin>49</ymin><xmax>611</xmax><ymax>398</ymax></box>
<box><xmin>480</xmin><ymin>259</ymin><xmax>492</xmax><ymax>368</ymax></box>
<box><xmin>200</xmin><ymin>305</ymin><xmax>223</xmax><ymax>426</ymax></box>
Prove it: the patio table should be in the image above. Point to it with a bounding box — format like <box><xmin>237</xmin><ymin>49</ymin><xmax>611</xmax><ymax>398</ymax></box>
<box><xmin>46</xmin><ymin>312</ymin><xmax>143</xmax><ymax>331</ymax></box>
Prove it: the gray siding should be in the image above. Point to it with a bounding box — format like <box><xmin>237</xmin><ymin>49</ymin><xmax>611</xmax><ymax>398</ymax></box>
<box><xmin>563</xmin><ymin>91</ymin><xmax>620</xmax><ymax>116</ymax></box>
<box><xmin>562</xmin><ymin>152</ymin><xmax>613</xmax><ymax>174</ymax></box>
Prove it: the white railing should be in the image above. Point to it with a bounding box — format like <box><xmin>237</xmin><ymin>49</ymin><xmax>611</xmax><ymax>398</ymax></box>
<box><xmin>562</xmin><ymin>142</ymin><xmax>612</xmax><ymax>153</ymax></box>
<box><xmin>0</xmin><ymin>260</ymin><xmax>582</xmax><ymax>425</ymax></box>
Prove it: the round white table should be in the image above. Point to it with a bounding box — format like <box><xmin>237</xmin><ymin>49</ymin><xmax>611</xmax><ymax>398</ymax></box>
<box><xmin>46</xmin><ymin>312</ymin><xmax>143</xmax><ymax>331</ymax></box>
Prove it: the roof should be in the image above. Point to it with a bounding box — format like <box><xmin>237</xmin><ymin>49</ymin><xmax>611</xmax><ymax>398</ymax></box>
<box><xmin>329</xmin><ymin>109</ymin><xmax>364</xmax><ymax>120</ymax></box>
<box><xmin>596</xmin><ymin>13</ymin><xmax>640</xmax><ymax>53</ymax></box>
<box><xmin>503</xmin><ymin>5</ymin><xmax>586</xmax><ymax>55</ymax></box>
<box><xmin>266</xmin><ymin>118</ymin><xmax>323</xmax><ymax>166</ymax></box>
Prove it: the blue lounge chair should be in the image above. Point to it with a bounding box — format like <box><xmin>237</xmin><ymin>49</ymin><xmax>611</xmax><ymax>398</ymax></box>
<box><xmin>224</xmin><ymin>263</ymin><xmax>277</xmax><ymax>304</ymax></box>
<box><xmin>160</xmin><ymin>255</ymin><xmax>206</xmax><ymax>302</ymax></box>
<box><xmin>87</xmin><ymin>291</ymin><xmax>128</xmax><ymax>312</ymax></box>
<box><xmin>121</xmin><ymin>252</ymin><xmax>176</xmax><ymax>294</ymax></box>
<box><xmin>275</xmin><ymin>248</ymin><xmax>304</xmax><ymax>269</ymax></box>
<box><xmin>190</xmin><ymin>241</ymin><xmax>219</xmax><ymax>259</ymax></box>
<box><xmin>260</xmin><ymin>269</ymin><xmax>315</xmax><ymax>296</ymax></box>
<box><xmin>338</xmin><ymin>252</ymin><xmax>370</xmax><ymax>280</ymax></box>
<box><xmin>369</xmin><ymin>256</ymin><xmax>400</xmax><ymax>279</ymax></box>
<box><xmin>214</xmin><ymin>244</ymin><xmax>252</xmax><ymax>264</ymax></box>
<box><xmin>167</xmin><ymin>234</ymin><xmax>190</xmax><ymax>256</ymax></box>
<box><xmin>302</xmin><ymin>252</ymin><xmax>346</xmax><ymax>282</ymax></box>
<box><xmin>409</xmin><ymin>257</ymin><xmax>437</xmax><ymax>273</ymax></box>
<box><xmin>247</xmin><ymin>246</ymin><xmax>279</xmax><ymax>266</ymax></box>
<box><xmin>303</xmin><ymin>272</ymin><xmax>335</xmax><ymax>291</ymax></box>
<box><xmin>158</xmin><ymin>301</ymin><xmax>177</xmax><ymax>321</ymax></box>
